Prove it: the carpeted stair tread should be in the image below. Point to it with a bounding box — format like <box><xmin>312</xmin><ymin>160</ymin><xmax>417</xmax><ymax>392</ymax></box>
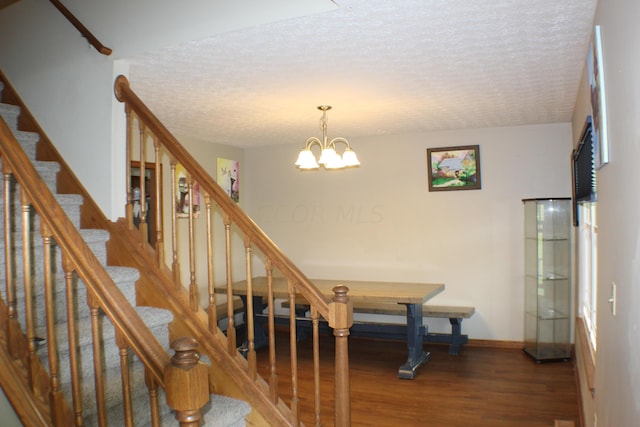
<box><xmin>145</xmin><ymin>393</ymin><xmax>251</xmax><ymax>427</ymax></box>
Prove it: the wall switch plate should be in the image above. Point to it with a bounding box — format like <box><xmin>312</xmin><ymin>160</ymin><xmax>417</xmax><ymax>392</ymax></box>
<box><xmin>608</xmin><ymin>282</ymin><xmax>617</xmax><ymax>316</ymax></box>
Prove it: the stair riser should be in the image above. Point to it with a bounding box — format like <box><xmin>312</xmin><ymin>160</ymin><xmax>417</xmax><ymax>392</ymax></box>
<box><xmin>0</xmin><ymin>103</ymin><xmax>19</xmax><ymax>131</ymax></box>
<box><xmin>0</xmin><ymin>193</ymin><xmax>82</xmax><ymax>232</ymax></box>
<box><xmin>0</xmin><ymin>161</ymin><xmax>59</xmax><ymax>193</ymax></box>
<box><xmin>14</xmin><ymin>131</ymin><xmax>39</xmax><ymax>160</ymax></box>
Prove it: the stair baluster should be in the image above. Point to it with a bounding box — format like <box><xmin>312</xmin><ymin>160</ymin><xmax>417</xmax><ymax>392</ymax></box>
<box><xmin>265</xmin><ymin>258</ymin><xmax>279</xmax><ymax>403</ymax></box>
<box><xmin>187</xmin><ymin>175</ymin><xmax>198</xmax><ymax>311</ymax></box>
<box><xmin>125</xmin><ymin>107</ymin><xmax>134</xmax><ymax>231</ymax></box>
<box><xmin>152</xmin><ymin>136</ymin><xmax>164</xmax><ymax>264</ymax></box>
<box><xmin>287</xmin><ymin>279</ymin><xmax>300</xmax><ymax>426</ymax></box>
<box><xmin>205</xmin><ymin>193</ymin><xmax>217</xmax><ymax>333</ymax></box>
<box><xmin>138</xmin><ymin>124</ymin><xmax>149</xmax><ymax>247</ymax></box>
<box><xmin>115</xmin><ymin>331</ymin><xmax>134</xmax><ymax>427</ymax></box>
<box><xmin>41</xmin><ymin>223</ymin><xmax>64</xmax><ymax>426</ymax></box>
<box><xmin>223</xmin><ymin>213</ymin><xmax>236</xmax><ymax>356</ymax></box>
<box><xmin>244</xmin><ymin>239</ymin><xmax>258</xmax><ymax>379</ymax></box>
<box><xmin>312</xmin><ymin>306</ymin><xmax>321</xmax><ymax>427</ymax></box>
<box><xmin>62</xmin><ymin>255</ymin><xmax>84</xmax><ymax>426</ymax></box>
<box><xmin>169</xmin><ymin>159</ymin><xmax>181</xmax><ymax>285</ymax></box>
<box><xmin>3</xmin><ymin>169</ymin><xmax>19</xmax><ymax>360</ymax></box>
<box><xmin>87</xmin><ymin>290</ymin><xmax>108</xmax><ymax>426</ymax></box>
<box><xmin>20</xmin><ymin>189</ymin><xmax>39</xmax><ymax>392</ymax></box>
<box><xmin>144</xmin><ymin>368</ymin><xmax>161</xmax><ymax>426</ymax></box>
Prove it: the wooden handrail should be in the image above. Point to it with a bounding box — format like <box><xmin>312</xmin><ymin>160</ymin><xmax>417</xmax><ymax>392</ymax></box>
<box><xmin>115</xmin><ymin>74</ymin><xmax>353</xmax><ymax>425</ymax></box>
<box><xmin>114</xmin><ymin>75</ymin><xmax>331</xmax><ymax>318</ymax></box>
<box><xmin>0</xmin><ymin>118</ymin><xmax>167</xmax><ymax>384</ymax></box>
<box><xmin>49</xmin><ymin>0</ymin><xmax>112</xmax><ymax>56</ymax></box>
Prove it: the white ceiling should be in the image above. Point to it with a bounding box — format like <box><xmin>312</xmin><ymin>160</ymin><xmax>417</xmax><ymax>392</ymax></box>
<box><xmin>127</xmin><ymin>0</ymin><xmax>597</xmax><ymax>149</ymax></box>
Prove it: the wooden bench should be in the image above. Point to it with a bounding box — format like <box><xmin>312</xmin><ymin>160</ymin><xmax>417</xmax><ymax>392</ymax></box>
<box><xmin>284</xmin><ymin>301</ymin><xmax>475</xmax><ymax>355</ymax></box>
<box><xmin>351</xmin><ymin>303</ymin><xmax>475</xmax><ymax>355</ymax></box>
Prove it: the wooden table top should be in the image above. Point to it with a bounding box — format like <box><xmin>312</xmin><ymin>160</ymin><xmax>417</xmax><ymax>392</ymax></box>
<box><xmin>222</xmin><ymin>276</ymin><xmax>445</xmax><ymax>305</ymax></box>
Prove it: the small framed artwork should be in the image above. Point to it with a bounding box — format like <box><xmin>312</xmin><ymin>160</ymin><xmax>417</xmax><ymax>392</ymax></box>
<box><xmin>427</xmin><ymin>145</ymin><xmax>481</xmax><ymax>191</ymax></box>
<box><xmin>217</xmin><ymin>158</ymin><xmax>239</xmax><ymax>203</ymax></box>
<box><xmin>588</xmin><ymin>25</ymin><xmax>609</xmax><ymax>169</ymax></box>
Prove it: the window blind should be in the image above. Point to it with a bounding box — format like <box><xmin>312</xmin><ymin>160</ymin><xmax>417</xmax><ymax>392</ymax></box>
<box><xmin>573</xmin><ymin>116</ymin><xmax>596</xmax><ymax>203</ymax></box>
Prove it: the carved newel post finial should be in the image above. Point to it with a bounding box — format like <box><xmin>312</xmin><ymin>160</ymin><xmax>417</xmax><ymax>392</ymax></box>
<box><xmin>164</xmin><ymin>337</ymin><xmax>210</xmax><ymax>426</ymax></box>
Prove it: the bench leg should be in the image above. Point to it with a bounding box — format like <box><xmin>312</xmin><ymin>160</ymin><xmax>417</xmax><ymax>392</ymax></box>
<box><xmin>398</xmin><ymin>303</ymin><xmax>430</xmax><ymax>380</ymax></box>
<box><xmin>448</xmin><ymin>317</ymin><xmax>467</xmax><ymax>355</ymax></box>
<box><xmin>239</xmin><ymin>295</ymin><xmax>269</xmax><ymax>355</ymax></box>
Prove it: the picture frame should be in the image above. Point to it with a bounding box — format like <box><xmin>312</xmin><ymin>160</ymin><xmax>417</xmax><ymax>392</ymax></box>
<box><xmin>427</xmin><ymin>145</ymin><xmax>481</xmax><ymax>191</ymax></box>
<box><xmin>217</xmin><ymin>158</ymin><xmax>240</xmax><ymax>203</ymax></box>
<box><xmin>588</xmin><ymin>25</ymin><xmax>609</xmax><ymax>169</ymax></box>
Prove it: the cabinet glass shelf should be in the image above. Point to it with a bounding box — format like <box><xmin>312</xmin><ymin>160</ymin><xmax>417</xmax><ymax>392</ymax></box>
<box><xmin>522</xmin><ymin>198</ymin><xmax>572</xmax><ymax>362</ymax></box>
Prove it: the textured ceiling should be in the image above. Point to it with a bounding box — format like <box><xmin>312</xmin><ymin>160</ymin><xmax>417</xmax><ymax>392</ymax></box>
<box><xmin>127</xmin><ymin>0</ymin><xmax>597</xmax><ymax>148</ymax></box>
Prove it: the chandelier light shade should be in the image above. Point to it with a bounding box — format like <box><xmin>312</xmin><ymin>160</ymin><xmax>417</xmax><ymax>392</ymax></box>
<box><xmin>295</xmin><ymin>106</ymin><xmax>360</xmax><ymax>170</ymax></box>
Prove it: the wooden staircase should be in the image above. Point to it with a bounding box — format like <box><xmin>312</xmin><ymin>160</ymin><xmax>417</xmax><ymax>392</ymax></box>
<box><xmin>0</xmin><ymin>69</ymin><xmax>354</xmax><ymax>426</ymax></box>
<box><xmin>0</xmin><ymin>75</ymin><xmax>251</xmax><ymax>425</ymax></box>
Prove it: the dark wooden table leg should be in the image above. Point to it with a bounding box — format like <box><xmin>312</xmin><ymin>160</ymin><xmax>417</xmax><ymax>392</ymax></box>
<box><xmin>398</xmin><ymin>303</ymin><xmax>429</xmax><ymax>379</ymax></box>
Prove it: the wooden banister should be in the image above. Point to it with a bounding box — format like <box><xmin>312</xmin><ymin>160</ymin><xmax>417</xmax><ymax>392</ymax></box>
<box><xmin>114</xmin><ymin>74</ymin><xmax>353</xmax><ymax>426</ymax></box>
<box><xmin>0</xmin><ymin>118</ymin><xmax>167</xmax><ymax>385</ymax></box>
<box><xmin>49</xmin><ymin>0</ymin><xmax>112</xmax><ymax>56</ymax></box>
<box><xmin>114</xmin><ymin>75</ymin><xmax>330</xmax><ymax>318</ymax></box>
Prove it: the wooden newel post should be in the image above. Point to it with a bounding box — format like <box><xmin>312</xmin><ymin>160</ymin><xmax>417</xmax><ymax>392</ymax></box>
<box><xmin>329</xmin><ymin>285</ymin><xmax>353</xmax><ymax>427</ymax></box>
<box><xmin>164</xmin><ymin>337</ymin><xmax>210</xmax><ymax>426</ymax></box>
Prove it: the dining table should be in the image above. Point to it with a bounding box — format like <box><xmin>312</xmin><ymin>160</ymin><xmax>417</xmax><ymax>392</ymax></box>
<box><xmin>221</xmin><ymin>276</ymin><xmax>445</xmax><ymax>379</ymax></box>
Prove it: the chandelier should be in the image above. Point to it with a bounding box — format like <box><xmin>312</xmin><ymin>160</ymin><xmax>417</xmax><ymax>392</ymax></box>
<box><xmin>295</xmin><ymin>106</ymin><xmax>360</xmax><ymax>170</ymax></box>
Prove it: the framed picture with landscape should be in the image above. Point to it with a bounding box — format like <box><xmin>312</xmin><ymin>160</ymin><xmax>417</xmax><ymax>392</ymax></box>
<box><xmin>427</xmin><ymin>145</ymin><xmax>481</xmax><ymax>192</ymax></box>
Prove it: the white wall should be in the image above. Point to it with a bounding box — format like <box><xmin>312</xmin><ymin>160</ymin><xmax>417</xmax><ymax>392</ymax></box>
<box><xmin>169</xmin><ymin>138</ymin><xmax>247</xmax><ymax>297</ymax></box>
<box><xmin>0</xmin><ymin>0</ymin><xmax>335</xmax><ymax>220</ymax></box>
<box><xmin>585</xmin><ymin>0</ymin><xmax>640</xmax><ymax>425</ymax></box>
<box><xmin>0</xmin><ymin>0</ymin><xmax>116</xmax><ymax>216</ymax></box>
<box><xmin>245</xmin><ymin>123</ymin><xmax>572</xmax><ymax>341</ymax></box>
<box><xmin>0</xmin><ymin>388</ymin><xmax>21</xmax><ymax>427</ymax></box>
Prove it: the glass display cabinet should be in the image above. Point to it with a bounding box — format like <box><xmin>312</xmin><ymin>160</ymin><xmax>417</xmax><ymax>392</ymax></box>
<box><xmin>522</xmin><ymin>198</ymin><xmax>572</xmax><ymax>362</ymax></box>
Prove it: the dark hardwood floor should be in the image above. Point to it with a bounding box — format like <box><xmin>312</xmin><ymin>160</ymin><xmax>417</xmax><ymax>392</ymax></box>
<box><xmin>255</xmin><ymin>331</ymin><xmax>580</xmax><ymax>427</ymax></box>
